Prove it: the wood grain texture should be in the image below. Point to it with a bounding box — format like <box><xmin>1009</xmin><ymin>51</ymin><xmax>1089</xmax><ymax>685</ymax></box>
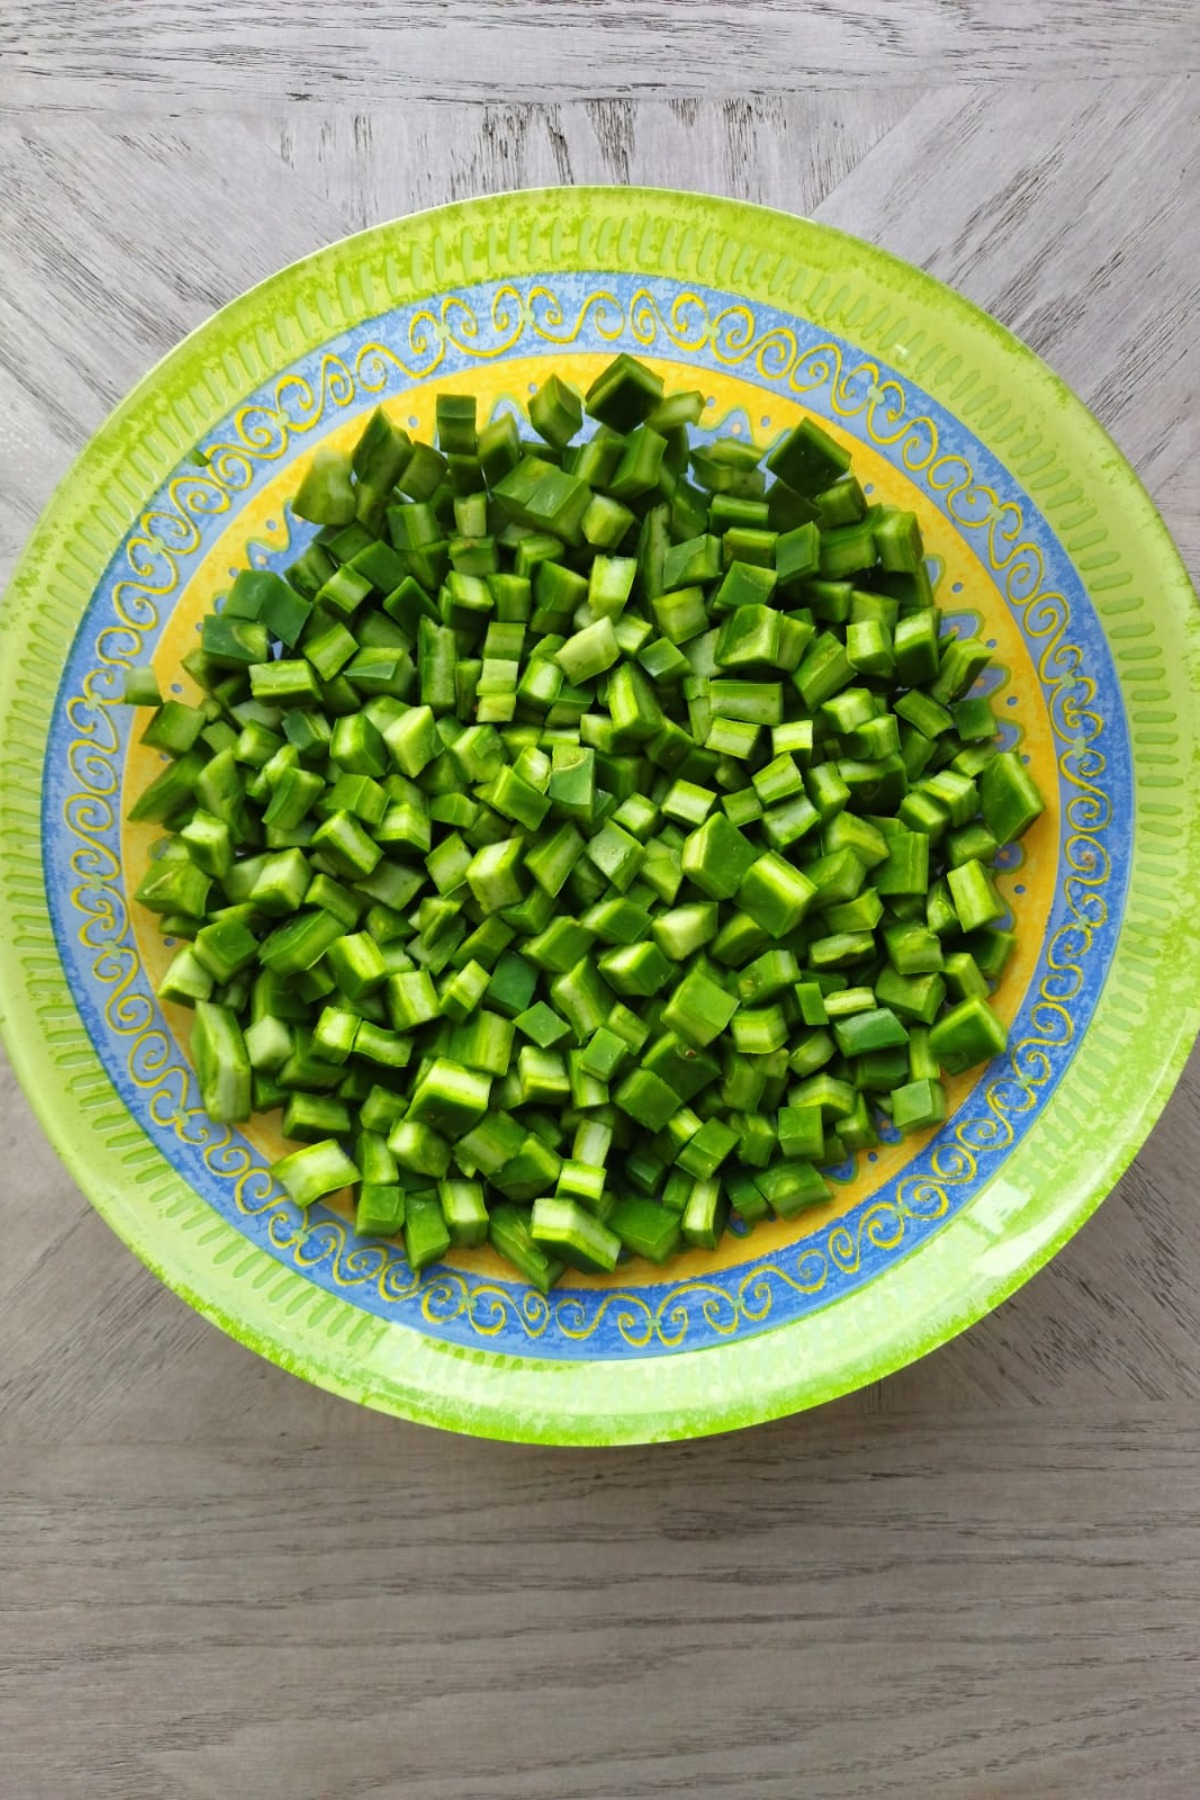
<box><xmin>0</xmin><ymin>65</ymin><xmax>1198</xmax><ymax>1800</ymax></box>
<box><xmin>3</xmin><ymin>2</ymin><xmax>1199</xmax><ymax>108</ymax></box>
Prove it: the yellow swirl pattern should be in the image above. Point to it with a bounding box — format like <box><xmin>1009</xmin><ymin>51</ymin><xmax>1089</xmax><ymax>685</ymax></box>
<box><xmin>62</xmin><ymin>281</ymin><xmax>1109</xmax><ymax>1351</ymax></box>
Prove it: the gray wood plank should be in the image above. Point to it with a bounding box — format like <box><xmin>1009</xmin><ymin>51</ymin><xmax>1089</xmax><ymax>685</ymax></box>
<box><xmin>4</xmin><ymin>2</ymin><xmax>1198</xmax><ymax>109</ymax></box>
<box><xmin>268</xmin><ymin>92</ymin><xmax>918</xmax><ymax>233</ymax></box>
<box><xmin>0</xmin><ymin>113</ymin><xmax>350</xmax><ymax>582</ymax></box>
<box><xmin>815</xmin><ymin>75</ymin><xmax>1200</xmax><ymax>571</ymax></box>
<box><xmin>0</xmin><ymin>78</ymin><xmax>1197</xmax><ymax>1800</ymax></box>
<box><xmin>3</xmin><ymin>1417</ymin><xmax>1200</xmax><ymax>1800</ymax></box>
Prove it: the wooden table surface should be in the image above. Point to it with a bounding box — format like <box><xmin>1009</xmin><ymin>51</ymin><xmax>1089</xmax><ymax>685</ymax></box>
<box><xmin>2</xmin><ymin>9</ymin><xmax>1198</xmax><ymax>1797</ymax></box>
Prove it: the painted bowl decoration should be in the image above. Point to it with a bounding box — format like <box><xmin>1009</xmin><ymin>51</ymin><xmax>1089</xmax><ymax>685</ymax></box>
<box><xmin>2</xmin><ymin>189</ymin><xmax>1196</xmax><ymax>1443</ymax></box>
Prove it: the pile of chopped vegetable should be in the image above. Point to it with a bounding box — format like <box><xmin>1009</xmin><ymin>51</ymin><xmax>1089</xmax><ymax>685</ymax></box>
<box><xmin>125</xmin><ymin>354</ymin><xmax>1045</xmax><ymax>1288</ymax></box>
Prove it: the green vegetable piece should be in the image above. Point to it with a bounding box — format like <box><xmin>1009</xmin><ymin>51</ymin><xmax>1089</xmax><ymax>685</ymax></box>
<box><xmin>531</xmin><ymin>1196</ymin><xmax>621</xmax><ymax>1274</ymax></box>
<box><xmin>128</xmin><ymin>749</ymin><xmax>206</xmax><ymax>824</ymax></box>
<box><xmin>405</xmin><ymin>1191</ymin><xmax>452</xmax><ymax>1272</ymax></box>
<box><xmin>578</xmin><ymin>1026</ymin><xmax>629</xmax><ymax>1082</ymax></box>
<box><xmin>382</xmin><ymin>704</ymin><xmax>438</xmax><ymax>778</ymax></box>
<box><xmin>304</xmin><ymin>873</ymin><xmax>362</xmax><ymax>930</ymax></box>
<box><xmin>676</xmin><ymin>1118</ymin><xmax>738</xmax><ymax>1182</ymax></box>
<box><xmin>808</xmin><ymin>929</ymin><xmax>874</xmax><ymax>971</ymax></box>
<box><xmin>737</xmin><ymin>851</ymin><xmax>816</xmax><ymax>935</ymax></box>
<box><xmin>356</xmin><ymin>1184</ymin><xmax>407</xmax><ymax>1238</ymax></box>
<box><xmin>435</xmin><ymin>392</ymin><xmax>477</xmax><ymax>456</ymax></box>
<box><xmin>584</xmin><ymin>354</ymin><xmax>664</xmax><ymax>432</ymax></box>
<box><xmin>891</xmin><ymin>1077</ymin><xmax>947</xmax><ymax>1134</ymax></box>
<box><xmin>652</xmin><ymin>586</ymin><xmax>709</xmax><ymax>646</ymax></box>
<box><xmin>775</xmin><ymin>520</ymin><xmax>821</xmax><ymax>586</ymax></box>
<box><xmin>929</xmin><ymin>996</ymin><xmax>1008</xmax><ymax>1075</ymax></box>
<box><xmin>585</xmin><ymin>821</ymin><xmax>645</xmax><ymax>893</ymax></box>
<box><xmin>555</xmin><ymin>617</ymin><xmax>621</xmax><ymax>685</ymax></box>
<box><xmin>201</xmin><ymin>614</ymin><xmax>270</xmax><ymax>670</ymax></box>
<box><xmin>134</xmin><ymin>856</ymin><xmax>212</xmax><ymax>920</ymax></box>
<box><xmin>158</xmin><ymin>945</ymin><xmax>213</xmax><ymax>1007</ymax></box>
<box><xmin>874</xmin><ymin>966</ymin><xmax>946</xmax><ymax>1027</ymax></box>
<box><xmin>397</xmin><ymin>441</ymin><xmax>448</xmax><ymax>502</ymax></box>
<box><xmin>710</xmin><ymin>913</ymin><xmax>771</xmax><ymax>968</ymax></box>
<box><xmin>293</xmin><ymin>447</ymin><xmax>356</xmax><ymax>525</ymax></box>
<box><xmin>794</xmin><ymin>981</ymin><xmax>829</xmax><ymax>1027</ymax></box>
<box><xmin>488</xmin><ymin>1205</ymin><xmax>564</xmax><ymax>1293</ymax></box>
<box><xmin>272</xmin><ymin>1138</ymin><xmax>360</xmax><ymax>1207</ymax></box>
<box><xmin>924</xmin><ymin>629</ymin><xmax>988</xmax><ymax>701</ymax></box>
<box><xmin>259</xmin><ymin>909</ymin><xmax>344</xmax><ymax>977</ymax></box>
<box><xmin>408</xmin><ymin>1057</ymin><xmax>492</xmax><ymax>1137</ymax></box>
<box><xmin>514</xmin><ymin>1001</ymin><xmax>572</xmax><ymax>1049</ymax></box>
<box><xmin>478</xmin><ymin>412</ymin><xmax>521</xmax><ymax>486</ymax></box>
<box><xmin>823</xmin><ymin>987</ymin><xmax>876</xmax><ymax>1021</ymax></box>
<box><xmin>491</xmin><ymin>1130</ymin><xmax>562</xmax><ymax>1202</ymax></box>
<box><xmin>795</xmin><ymin>631</ymin><xmax>854</xmax><ymax>709</ymax></box>
<box><xmin>944</xmin><ymin>951</ymin><xmax>990</xmax><ymax>1002</ymax></box>
<box><xmin>818</xmin><ymin>519</ymin><xmax>876</xmax><ymax>579</ymax></box>
<box><xmin>651</xmin><ymin>900</ymin><xmax>718</xmax><ymax>963</ymax></box>
<box><xmin>816</xmin><ymin>473</ymin><xmax>866</xmax><ymax>527</ymax></box>
<box><xmin>787</xmin><ymin>1030</ymin><xmax>836</xmax><ymax>1078</ymax></box>
<box><xmin>680</xmin><ymin>812</ymin><xmax>757</xmax><ymax>900</ymax></box>
<box><xmin>189</xmin><ymin>1000</ymin><xmax>251</xmax><ymax>1123</ymax></box>
<box><xmin>757</xmin><ymin>1160</ymin><xmax>831</xmax><ymax>1219</ymax></box>
<box><xmin>466</xmin><ymin>837</ymin><xmax>526</xmax><ymax>914</ymax></box>
<box><xmin>761</xmin><ymin>793</ymin><xmax>821</xmax><ymax>852</ymax></box>
<box><xmin>875</xmin><ymin>830</ymin><xmax>930</xmax><ymax>897</ymax></box>
<box><xmin>778</xmin><ymin>1105</ymin><xmax>824</xmax><ymax>1161</ymax></box>
<box><xmin>946</xmin><ymin>857</ymin><xmax>1006</xmax><ymax>934</ymax></box>
<box><xmin>123</xmin><ymin>666</ymin><xmax>163</xmax><ymax>707</ymax></box>
<box><xmin>607</xmin><ymin>1199</ymin><xmax>682</xmax><ymax>1265</ymax></box>
<box><xmin>873</xmin><ymin>507</ymin><xmax>923</xmax><ymax>572</ymax></box>
<box><xmin>179</xmin><ymin>810</ymin><xmax>232</xmax><ymax>879</ymax></box>
<box><xmin>679</xmin><ymin>1176</ymin><xmax>729</xmax><ymax>1248</ymax></box>
<box><xmin>765</xmin><ymin>417</ymin><xmax>851</xmax><ymax>496</ymax></box>
<box><xmin>607</xmin><ymin>662</ymin><xmax>663</xmax><ymax>747</ymax></box>
<box><xmin>662</xmin><ymin>964</ymin><xmax>739</xmax><ymax>1048</ymax></box>
<box><xmin>597</xmin><ymin>940</ymin><xmax>674</xmax><ymax>999</ymax></box>
<box><xmin>311</xmin><ymin>810</ymin><xmax>382</xmax><ymax>881</ymax></box>
<box><xmin>387</xmin><ymin>1119</ymin><xmax>452</xmax><ymax>1180</ymax></box>
<box><xmin>352</xmin><ymin>405</ymin><xmax>413</xmax><ymax>509</ymax></box>
<box><xmin>642</xmin><ymin>1031</ymin><xmax>719</xmax><ymax>1104</ymax></box>
<box><xmin>285</xmin><ymin>542</ymin><xmax>336</xmax><ymax>601</ymax></box>
<box><xmin>432</xmin><ymin>1178</ymin><xmax>486</xmax><ymax>1249</ymax></box>
<box><xmin>193</xmin><ymin>916</ymin><xmax>257</xmax><ymax>984</ymax></box>
<box><xmin>282</xmin><ymin>1092</ymin><xmax>352</xmax><ymax>1142</ymax></box>
<box><xmin>713</xmin><ymin>560</ymin><xmax>777</xmax><ymax>617</ymax></box>
<box><xmin>969</xmin><ymin>926</ymin><xmax>1016</xmax><ymax>982</ymax></box>
<box><xmin>730</xmin><ymin>1006</ymin><xmax>788</xmax><ymax>1055</ymax></box>
<box><xmin>884</xmin><ymin>922</ymin><xmax>944</xmax><ymax>976</ymax></box>
<box><xmin>614</xmin><ymin>1068</ymin><xmax>681</xmax><ymax>1132</ymax></box>
<box><xmin>832</xmin><ymin>1007</ymin><xmax>909</xmax><ymax>1058</ymax></box>
<box><xmin>583</xmin><ymin>895</ymin><xmax>652</xmax><ymax>945</ymax></box>
<box><xmin>527</xmin><ymin>372</ymin><xmax>582</xmax><ymax>448</ymax></box>
<box><xmin>715</xmin><ymin>603</ymin><xmax>783</xmax><ymax>669</ymax></box>
<box><xmin>979</xmin><ymin>750</ymin><xmax>1046</xmax><ymax>845</ymax></box>
<box><xmin>845</xmin><ymin>618</ymin><xmax>894</xmax><ymax>678</ymax></box>
<box><xmin>141</xmin><ymin>700</ymin><xmax>206</xmax><ymax>756</ymax></box>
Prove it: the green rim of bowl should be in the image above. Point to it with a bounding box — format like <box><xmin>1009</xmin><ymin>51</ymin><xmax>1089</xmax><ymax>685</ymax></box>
<box><xmin>1</xmin><ymin>188</ymin><xmax>1197</xmax><ymax>1444</ymax></box>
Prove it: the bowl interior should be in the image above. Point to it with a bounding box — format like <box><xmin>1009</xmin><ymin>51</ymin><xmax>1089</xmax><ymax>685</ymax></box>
<box><xmin>47</xmin><ymin>280</ymin><xmax>1120</xmax><ymax>1364</ymax></box>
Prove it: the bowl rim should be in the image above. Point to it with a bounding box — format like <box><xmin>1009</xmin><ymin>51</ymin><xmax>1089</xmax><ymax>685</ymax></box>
<box><xmin>2</xmin><ymin>185</ymin><xmax>1197</xmax><ymax>1444</ymax></box>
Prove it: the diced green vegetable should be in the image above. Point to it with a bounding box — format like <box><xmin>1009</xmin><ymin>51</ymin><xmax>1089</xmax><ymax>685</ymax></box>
<box><xmin>128</xmin><ymin>359</ymin><xmax>1045</xmax><ymax>1288</ymax></box>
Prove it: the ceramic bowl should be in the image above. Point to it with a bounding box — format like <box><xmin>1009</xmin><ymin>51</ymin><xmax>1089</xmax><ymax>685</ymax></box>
<box><xmin>3</xmin><ymin>188</ymin><xmax>1196</xmax><ymax>1442</ymax></box>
